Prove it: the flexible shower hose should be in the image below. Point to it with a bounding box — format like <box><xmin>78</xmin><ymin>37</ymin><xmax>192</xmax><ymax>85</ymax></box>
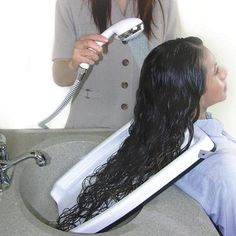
<box><xmin>38</xmin><ymin>67</ymin><xmax>87</xmax><ymax>129</ymax></box>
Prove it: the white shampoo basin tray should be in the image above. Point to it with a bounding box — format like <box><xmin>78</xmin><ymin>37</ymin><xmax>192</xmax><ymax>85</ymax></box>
<box><xmin>51</xmin><ymin>121</ymin><xmax>215</xmax><ymax>234</ymax></box>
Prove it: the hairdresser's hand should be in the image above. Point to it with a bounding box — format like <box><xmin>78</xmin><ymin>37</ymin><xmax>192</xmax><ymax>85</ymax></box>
<box><xmin>69</xmin><ymin>34</ymin><xmax>108</xmax><ymax>69</ymax></box>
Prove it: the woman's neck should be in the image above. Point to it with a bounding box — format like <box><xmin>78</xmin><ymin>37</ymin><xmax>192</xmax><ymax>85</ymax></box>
<box><xmin>199</xmin><ymin>107</ymin><xmax>207</xmax><ymax>119</ymax></box>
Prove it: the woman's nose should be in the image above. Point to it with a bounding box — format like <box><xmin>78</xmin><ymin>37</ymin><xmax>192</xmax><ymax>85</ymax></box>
<box><xmin>220</xmin><ymin>67</ymin><xmax>227</xmax><ymax>80</ymax></box>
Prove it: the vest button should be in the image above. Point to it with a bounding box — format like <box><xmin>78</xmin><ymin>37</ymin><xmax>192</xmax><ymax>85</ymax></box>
<box><xmin>121</xmin><ymin>82</ymin><xmax>128</xmax><ymax>89</ymax></box>
<box><xmin>121</xmin><ymin>103</ymin><xmax>128</xmax><ymax>110</ymax></box>
<box><xmin>122</xmin><ymin>59</ymin><xmax>129</xmax><ymax>66</ymax></box>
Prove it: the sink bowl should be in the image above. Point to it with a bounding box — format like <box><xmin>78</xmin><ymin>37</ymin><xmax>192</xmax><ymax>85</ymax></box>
<box><xmin>19</xmin><ymin>134</ymin><xmax>104</xmax><ymax>229</ymax></box>
<box><xmin>16</xmin><ymin>132</ymin><xmax>219</xmax><ymax>236</ymax></box>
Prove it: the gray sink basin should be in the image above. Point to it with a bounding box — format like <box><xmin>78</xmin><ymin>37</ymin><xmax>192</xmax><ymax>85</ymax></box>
<box><xmin>19</xmin><ymin>134</ymin><xmax>103</xmax><ymax>230</ymax></box>
<box><xmin>16</xmin><ymin>132</ymin><xmax>219</xmax><ymax>236</ymax></box>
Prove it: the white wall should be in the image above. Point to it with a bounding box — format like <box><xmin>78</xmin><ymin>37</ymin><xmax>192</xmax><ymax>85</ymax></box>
<box><xmin>0</xmin><ymin>0</ymin><xmax>69</xmax><ymax>129</ymax></box>
<box><xmin>0</xmin><ymin>0</ymin><xmax>236</xmax><ymax>135</ymax></box>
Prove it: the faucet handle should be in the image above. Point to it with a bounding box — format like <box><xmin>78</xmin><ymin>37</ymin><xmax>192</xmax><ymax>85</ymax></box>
<box><xmin>0</xmin><ymin>133</ymin><xmax>8</xmax><ymax>161</ymax></box>
<box><xmin>0</xmin><ymin>171</ymin><xmax>11</xmax><ymax>191</ymax></box>
<box><xmin>0</xmin><ymin>158</ymin><xmax>11</xmax><ymax>191</ymax></box>
<box><xmin>0</xmin><ymin>133</ymin><xmax>6</xmax><ymax>144</ymax></box>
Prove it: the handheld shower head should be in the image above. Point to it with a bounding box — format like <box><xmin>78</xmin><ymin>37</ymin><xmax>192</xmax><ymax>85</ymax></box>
<box><xmin>102</xmin><ymin>18</ymin><xmax>144</xmax><ymax>42</ymax></box>
<box><xmin>38</xmin><ymin>18</ymin><xmax>144</xmax><ymax>129</ymax></box>
<box><xmin>80</xmin><ymin>18</ymin><xmax>144</xmax><ymax>69</ymax></box>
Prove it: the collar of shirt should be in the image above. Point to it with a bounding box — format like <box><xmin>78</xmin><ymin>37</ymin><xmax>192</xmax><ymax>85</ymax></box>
<box><xmin>195</xmin><ymin>112</ymin><xmax>224</xmax><ymax>137</ymax></box>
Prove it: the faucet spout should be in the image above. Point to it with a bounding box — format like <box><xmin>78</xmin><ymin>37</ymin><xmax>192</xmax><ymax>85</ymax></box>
<box><xmin>4</xmin><ymin>150</ymin><xmax>50</xmax><ymax>171</ymax></box>
<box><xmin>0</xmin><ymin>150</ymin><xmax>50</xmax><ymax>191</ymax></box>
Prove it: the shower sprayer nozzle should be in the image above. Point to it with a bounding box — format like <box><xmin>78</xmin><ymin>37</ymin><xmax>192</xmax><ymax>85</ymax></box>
<box><xmin>101</xmin><ymin>18</ymin><xmax>144</xmax><ymax>43</ymax></box>
<box><xmin>118</xmin><ymin>22</ymin><xmax>144</xmax><ymax>43</ymax></box>
<box><xmin>79</xmin><ymin>18</ymin><xmax>144</xmax><ymax>70</ymax></box>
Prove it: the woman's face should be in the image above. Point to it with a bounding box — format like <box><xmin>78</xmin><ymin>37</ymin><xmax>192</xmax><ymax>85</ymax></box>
<box><xmin>200</xmin><ymin>48</ymin><xmax>227</xmax><ymax>112</ymax></box>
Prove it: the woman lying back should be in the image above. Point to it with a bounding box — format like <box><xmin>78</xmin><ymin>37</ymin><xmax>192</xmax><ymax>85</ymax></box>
<box><xmin>57</xmin><ymin>37</ymin><xmax>236</xmax><ymax>236</ymax></box>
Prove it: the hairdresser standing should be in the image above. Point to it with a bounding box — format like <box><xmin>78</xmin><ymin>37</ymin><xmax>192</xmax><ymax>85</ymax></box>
<box><xmin>52</xmin><ymin>0</ymin><xmax>179</xmax><ymax>129</ymax></box>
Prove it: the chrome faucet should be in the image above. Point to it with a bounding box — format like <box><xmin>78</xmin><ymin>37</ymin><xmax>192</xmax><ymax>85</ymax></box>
<box><xmin>0</xmin><ymin>133</ymin><xmax>8</xmax><ymax>161</ymax></box>
<box><xmin>0</xmin><ymin>133</ymin><xmax>50</xmax><ymax>191</ymax></box>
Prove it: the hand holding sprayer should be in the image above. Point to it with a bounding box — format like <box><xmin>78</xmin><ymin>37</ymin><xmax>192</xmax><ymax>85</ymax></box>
<box><xmin>39</xmin><ymin>18</ymin><xmax>144</xmax><ymax>129</ymax></box>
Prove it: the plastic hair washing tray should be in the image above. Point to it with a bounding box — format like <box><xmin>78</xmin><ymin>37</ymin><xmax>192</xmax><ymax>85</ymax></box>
<box><xmin>51</xmin><ymin>121</ymin><xmax>215</xmax><ymax>233</ymax></box>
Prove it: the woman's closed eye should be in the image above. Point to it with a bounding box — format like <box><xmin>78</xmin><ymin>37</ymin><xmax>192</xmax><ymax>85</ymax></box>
<box><xmin>214</xmin><ymin>63</ymin><xmax>219</xmax><ymax>75</ymax></box>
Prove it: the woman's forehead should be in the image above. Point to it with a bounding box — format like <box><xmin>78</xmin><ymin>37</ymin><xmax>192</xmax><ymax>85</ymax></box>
<box><xmin>204</xmin><ymin>47</ymin><xmax>216</xmax><ymax>71</ymax></box>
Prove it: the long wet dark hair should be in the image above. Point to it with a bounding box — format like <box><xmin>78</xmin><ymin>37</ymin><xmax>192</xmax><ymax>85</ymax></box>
<box><xmin>57</xmin><ymin>37</ymin><xmax>206</xmax><ymax>231</ymax></box>
<box><xmin>89</xmin><ymin>0</ymin><xmax>159</xmax><ymax>39</ymax></box>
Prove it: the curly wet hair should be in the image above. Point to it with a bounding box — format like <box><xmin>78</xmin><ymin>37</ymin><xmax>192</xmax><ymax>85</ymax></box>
<box><xmin>57</xmin><ymin>37</ymin><xmax>206</xmax><ymax>231</ymax></box>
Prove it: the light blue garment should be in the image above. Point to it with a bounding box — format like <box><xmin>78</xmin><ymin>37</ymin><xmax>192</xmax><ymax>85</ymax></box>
<box><xmin>175</xmin><ymin>113</ymin><xmax>236</xmax><ymax>236</ymax></box>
